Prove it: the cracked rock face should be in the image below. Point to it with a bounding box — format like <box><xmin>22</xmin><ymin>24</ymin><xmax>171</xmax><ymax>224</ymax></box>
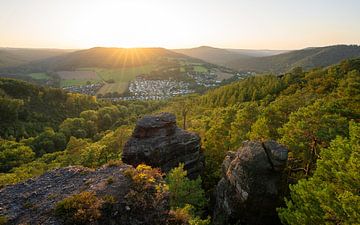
<box><xmin>213</xmin><ymin>141</ymin><xmax>288</xmax><ymax>225</ymax></box>
<box><xmin>0</xmin><ymin>165</ymin><xmax>169</xmax><ymax>225</ymax></box>
<box><xmin>122</xmin><ymin>113</ymin><xmax>204</xmax><ymax>178</ymax></box>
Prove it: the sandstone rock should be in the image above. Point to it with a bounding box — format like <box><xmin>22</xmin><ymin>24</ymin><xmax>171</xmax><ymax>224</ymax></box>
<box><xmin>213</xmin><ymin>140</ymin><xmax>288</xmax><ymax>225</ymax></box>
<box><xmin>0</xmin><ymin>165</ymin><xmax>169</xmax><ymax>225</ymax></box>
<box><xmin>122</xmin><ymin>112</ymin><xmax>204</xmax><ymax>178</ymax></box>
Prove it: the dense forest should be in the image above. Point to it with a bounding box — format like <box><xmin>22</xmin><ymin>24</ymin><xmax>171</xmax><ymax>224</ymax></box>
<box><xmin>0</xmin><ymin>58</ymin><xmax>359</xmax><ymax>224</ymax></box>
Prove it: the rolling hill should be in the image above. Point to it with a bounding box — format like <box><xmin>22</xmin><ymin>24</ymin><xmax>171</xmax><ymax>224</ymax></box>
<box><xmin>173</xmin><ymin>46</ymin><xmax>287</xmax><ymax>65</ymax></box>
<box><xmin>0</xmin><ymin>48</ymin><xmax>72</xmax><ymax>68</ymax></box>
<box><xmin>226</xmin><ymin>45</ymin><xmax>360</xmax><ymax>73</ymax></box>
<box><xmin>5</xmin><ymin>47</ymin><xmax>202</xmax><ymax>73</ymax></box>
<box><xmin>173</xmin><ymin>46</ymin><xmax>251</xmax><ymax>65</ymax></box>
<box><xmin>174</xmin><ymin>45</ymin><xmax>360</xmax><ymax>73</ymax></box>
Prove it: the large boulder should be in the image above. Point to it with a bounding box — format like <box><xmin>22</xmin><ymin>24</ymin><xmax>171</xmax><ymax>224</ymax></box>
<box><xmin>122</xmin><ymin>113</ymin><xmax>204</xmax><ymax>178</ymax></box>
<box><xmin>0</xmin><ymin>165</ymin><xmax>169</xmax><ymax>225</ymax></box>
<box><xmin>213</xmin><ymin>140</ymin><xmax>288</xmax><ymax>225</ymax></box>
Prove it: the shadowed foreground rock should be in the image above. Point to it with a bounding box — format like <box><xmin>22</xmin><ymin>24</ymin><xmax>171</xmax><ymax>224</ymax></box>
<box><xmin>0</xmin><ymin>165</ymin><xmax>169</xmax><ymax>225</ymax></box>
<box><xmin>213</xmin><ymin>140</ymin><xmax>288</xmax><ymax>225</ymax></box>
<box><xmin>122</xmin><ymin>112</ymin><xmax>204</xmax><ymax>178</ymax></box>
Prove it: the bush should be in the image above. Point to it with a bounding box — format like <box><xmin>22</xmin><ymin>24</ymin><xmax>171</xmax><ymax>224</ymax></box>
<box><xmin>166</xmin><ymin>163</ymin><xmax>206</xmax><ymax>214</ymax></box>
<box><xmin>55</xmin><ymin>192</ymin><xmax>102</xmax><ymax>225</ymax></box>
<box><xmin>0</xmin><ymin>216</ymin><xmax>8</xmax><ymax>225</ymax></box>
<box><xmin>168</xmin><ymin>204</ymin><xmax>210</xmax><ymax>225</ymax></box>
<box><xmin>124</xmin><ymin>164</ymin><xmax>169</xmax><ymax>224</ymax></box>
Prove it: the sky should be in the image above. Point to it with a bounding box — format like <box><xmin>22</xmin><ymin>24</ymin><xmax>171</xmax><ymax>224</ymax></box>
<box><xmin>0</xmin><ymin>0</ymin><xmax>359</xmax><ymax>50</ymax></box>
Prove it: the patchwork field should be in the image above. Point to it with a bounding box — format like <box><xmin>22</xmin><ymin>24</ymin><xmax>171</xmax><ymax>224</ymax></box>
<box><xmin>193</xmin><ymin>65</ymin><xmax>209</xmax><ymax>73</ymax></box>
<box><xmin>82</xmin><ymin>66</ymin><xmax>154</xmax><ymax>82</ymax></box>
<box><xmin>57</xmin><ymin>71</ymin><xmax>99</xmax><ymax>79</ymax></box>
<box><xmin>60</xmin><ymin>79</ymin><xmax>101</xmax><ymax>87</ymax></box>
<box><xmin>215</xmin><ymin>71</ymin><xmax>235</xmax><ymax>81</ymax></box>
<box><xmin>28</xmin><ymin>73</ymin><xmax>50</xmax><ymax>80</ymax></box>
<box><xmin>97</xmin><ymin>82</ymin><xmax>129</xmax><ymax>95</ymax></box>
<box><xmin>57</xmin><ymin>70</ymin><xmax>102</xmax><ymax>87</ymax></box>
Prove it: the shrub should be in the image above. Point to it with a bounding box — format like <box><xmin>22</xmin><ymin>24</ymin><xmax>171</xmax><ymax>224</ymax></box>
<box><xmin>168</xmin><ymin>204</ymin><xmax>210</xmax><ymax>225</ymax></box>
<box><xmin>55</xmin><ymin>192</ymin><xmax>102</xmax><ymax>225</ymax></box>
<box><xmin>124</xmin><ymin>164</ymin><xmax>169</xmax><ymax>224</ymax></box>
<box><xmin>166</xmin><ymin>163</ymin><xmax>206</xmax><ymax>213</ymax></box>
<box><xmin>0</xmin><ymin>216</ymin><xmax>8</xmax><ymax>225</ymax></box>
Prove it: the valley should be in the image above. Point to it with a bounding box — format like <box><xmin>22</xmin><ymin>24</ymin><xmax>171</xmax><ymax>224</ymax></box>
<box><xmin>1</xmin><ymin>0</ymin><xmax>359</xmax><ymax>224</ymax></box>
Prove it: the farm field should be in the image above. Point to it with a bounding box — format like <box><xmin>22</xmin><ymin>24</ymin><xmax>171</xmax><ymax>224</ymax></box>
<box><xmin>57</xmin><ymin>70</ymin><xmax>102</xmax><ymax>87</ymax></box>
<box><xmin>193</xmin><ymin>65</ymin><xmax>209</xmax><ymax>73</ymax></box>
<box><xmin>97</xmin><ymin>82</ymin><xmax>129</xmax><ymax>95</ymax></box>
<box><xmin>214</xmin><ymin>70</ymin><xmax>235</xmax><ymax>81</ymax></box>
<box><xmin>82</xmin><ymin>65</ymin><xmax>154</xmax><ymax>82</ymax></box>
<box><xmin>28</xmin><ymin>73</ymin><xmax>50</xmax><ymax>80</ymax></box>
<box><xmin>60</xmin><ymin>79</ymin><xmax>101</xmax><ymax>87</ymax></box>
<box><xmin>57</xmin><ymin>71</ymin><xmax>99</xmax><ymax>79</ymax></box>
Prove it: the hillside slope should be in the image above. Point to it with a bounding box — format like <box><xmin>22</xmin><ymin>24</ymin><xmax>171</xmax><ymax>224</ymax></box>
<box><xmin>173</xmin><ymin>46</ymin><xmax>252</xmax><ymax>65</ymax></box>
<box><xmin>227</xmin><ymin>45</ymin><xmax>360</xmax><ymax>73</ymax></box>
<box><xmin>0</xmin><ymin>48</ymin><xmax>71</xmax><ymax>68</ymax></box>
<box><xmin>2</xmin><ymin>47</ymin><xmax>201</xmax><ymax>73</ymax></box>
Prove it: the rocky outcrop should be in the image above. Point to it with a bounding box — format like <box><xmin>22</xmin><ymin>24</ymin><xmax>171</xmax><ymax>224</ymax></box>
<box><xmin>213</xmin><ymin>140</ymin><xmax>288</xmax><ymax>225</ymax></box>
<box><xmin>0</xmin><ymin>165</ymin><xmax>169</xmax><ymax>225</ymax></box>
<box><xmin>122</xmin><ymin>113</ymin><xmax>204</xmax><ymax>178</ymax></box>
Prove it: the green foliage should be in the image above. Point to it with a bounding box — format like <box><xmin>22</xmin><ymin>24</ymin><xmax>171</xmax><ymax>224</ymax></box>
<box><xmin>247</xmin><ymin>116</ymin><xmax>271</xmax><ymax>141</ymax></box>
<box><xmin>279</xmin><ymin>100</ymin><xmax>349</xmax><ymax>176</ymax></box>
<box><xmin>0</xmin><ymin>78</ymin><xmax>98</xmax><ymax>139</ymax></box>
<box><xmin>27</xmin><ymin>128</ymin><xmax>67</xmax><ymax>156</ymax></box>
<box><xmin>55</xmin><ymin>191</ymin><xmax>102</xmax><ymax>225</ymax></box>
<box><xmin>168</xmin><ymin>204</ymin><xmax>211</xmax><ymax>225</ymax></box>
<box><xmin>0</xmin><ymin>215</ymin><xmax>8</xmax><ymax>225</ymax></box>
<box><xmin>124</xmin><ymin>164</ymin><xmax>169</xmax><ymax>223</ymax></box>
<box><xmin>0</xmin><ymin>140</ymin><xmax>35</xmax><ymax>172</ymax></box>
<box><xmin>166</xmin><ymin>164</ymin><xmax>206</xmax><ymax>213</ymax></box>
<box><xmin>201</xmin><ymin>75</ymin><xmax>285</xmax><ymax>107</ymax></box>
<box><xmin>278</xmin><ymin>122</ymin><xmax>360</xmax><ymax>225</ymax></box>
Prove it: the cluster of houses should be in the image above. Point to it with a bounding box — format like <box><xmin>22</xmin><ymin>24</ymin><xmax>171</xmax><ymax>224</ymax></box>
<box><xmin>62</xmin><ymin>83</ymin><xmax>104</xmax><ymax>96</ymax></box>
<box><xmin>125</xmin><ymin>78</ymin><xmax>194</xmax><ymax>100</ymax></box>
<box><xmin>187</xmin><ymin>72</ymin><xmax>222</xmax><ymax>87</ymax></box>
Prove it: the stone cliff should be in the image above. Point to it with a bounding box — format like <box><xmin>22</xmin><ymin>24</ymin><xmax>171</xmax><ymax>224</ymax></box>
<box><xmin>122</xmin><ymin>113</ymin><xmax>204</xmax><ymax>178</ymax></box>
<box><xmin>213</xmin><ymin>140</ymin><xmax>288</xmax><ymax>225</ymax></box>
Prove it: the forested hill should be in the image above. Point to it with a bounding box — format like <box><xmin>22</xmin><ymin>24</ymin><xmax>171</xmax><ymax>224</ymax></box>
<box><xmin>165</xmin><ymin>57</ymin><xmax>359</xmax><ymax>186</ymax></box>
<box><xmin>0</xmin><ymin>48</ymin><xmax>70</xmax><ymax>68</ymax></box>
<box><xmin>0</xmin><ymin>47</ymin><xmax>202</xmax><ymax>74</ymax></box>
<box><xmin>173</xmin><ymin>46</ymin><xmax>252</xmax><ymax>65</ymax></box>
<box><xmin>175</xmin><ymin>45</ymin><xmax>360</xmax><ymax>73</ymax></box>
<box><xmin>227</xmin><ymin>45</ymin><xmax>360</xmax><ymax>73</ymax></box>
<box><xmin>0</xmin><ymin>78</ymin><xmax>99</xmax><ymax>138</ymax></box>
<box><xmin>0</xmin><ymin>58</ymin><xmax>359</xmax><ymax>224</ymax></box>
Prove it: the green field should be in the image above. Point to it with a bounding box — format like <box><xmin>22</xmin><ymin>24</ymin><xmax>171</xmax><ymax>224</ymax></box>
<box><xmin>81</xmin><ymin>65</ymin><xmax>154</xmax><ymax>82</ymax></box>
<box><xmin>28</xmin><ymin>73</ymin><xmax>50</xmax><ymax>80</ymax></box>
<box><xmin>60</xmin><ymin>79</ymin><xmax>100</xmax><ymax>87</ymax></box>
<box><xmin>97</xmin><ymin>82</ymin><xmax>129</xmax><ymax>95</ymax></box>
<box><xmin>193</xmin><ymin>65</ymin><xmax>209</xmax><ymax>73</ymax></box>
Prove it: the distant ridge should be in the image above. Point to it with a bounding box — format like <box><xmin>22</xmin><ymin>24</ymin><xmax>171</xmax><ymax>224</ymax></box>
<box><xmin>227</xmin><ymin>44</ymin><xmax>360</xmax><ymax>73</ymax></box>
<box><xmin>0</xmin><ymin>47</ymin><xmax>203</xmax><ymax>73</ymax></box>
<box><xmin>173</xmin><ymin>46</ymin><xmax>251</xmax><ymax>65</ymax></box>
<box><xmin>0</xmin><ymin>48</ymin><xmax>71</xmax><ymax>68</ymax></box>
<box><xmin>175</xmin><ymin>45</ymin><xmax>360</xmax><ymax>73</ymax></box>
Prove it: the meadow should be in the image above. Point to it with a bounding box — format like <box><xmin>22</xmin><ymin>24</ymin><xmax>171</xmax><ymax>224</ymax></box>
<box><xmin>28</xmin><ymin>73</ymin><xmax>50</xmax><ymax>80</ymax></box>
<box><xmin>97</xmin><ymin>82</ymin><xmax>129</xmax><ymax>95</ymax></box>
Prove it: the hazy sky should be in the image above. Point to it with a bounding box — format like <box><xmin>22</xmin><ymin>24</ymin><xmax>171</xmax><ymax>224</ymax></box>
<box><xmin>0</xmin><ymin>0</ymin><xmax>359</xmax><ymax>49</ymax></box>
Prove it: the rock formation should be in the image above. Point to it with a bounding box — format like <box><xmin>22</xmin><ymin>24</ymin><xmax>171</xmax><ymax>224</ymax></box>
<box><xmin>0</xmin><ymin>164</ymin><xmax>169</xmax><ymax>225</ymax></box>
<box><xmin>213</xmin><ymin>140</ymin><xmax>288</xmax><ymax>225</ymax></box>
<box><xmin>122</xmin><ymin>112</ymin><xmax>204</xmax><ymax>178</ymax></box>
